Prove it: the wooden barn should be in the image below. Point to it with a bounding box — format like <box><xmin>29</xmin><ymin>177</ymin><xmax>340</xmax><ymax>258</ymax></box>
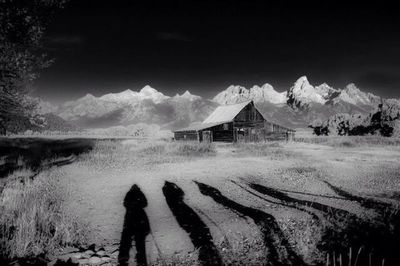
<box><xmin>174</xmin><ymin>100</ymin><xmax>295</xmax><ymax>142</ymax></box>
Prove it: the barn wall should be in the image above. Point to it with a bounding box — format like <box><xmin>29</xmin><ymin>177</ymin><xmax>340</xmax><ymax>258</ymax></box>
<box><xmin>174</xmin><ymin>131</ymin><xmax>199</xmax><ymax>141</ymax></box>
<box><xmin>206</xmin><ymin>123</ymin><xmax>234</xmax><ymax>142</ymax></box>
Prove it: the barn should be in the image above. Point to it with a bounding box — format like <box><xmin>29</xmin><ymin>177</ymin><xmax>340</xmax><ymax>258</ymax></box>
<box><xmin>174</xmin><ymin>100</ymin><xmax>295</xmax><ymax>142</ymax></box>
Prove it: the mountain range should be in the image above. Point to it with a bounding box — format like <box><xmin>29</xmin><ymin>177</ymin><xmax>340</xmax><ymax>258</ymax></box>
<box><xmin>35</xmin><ymin>76</ymin><xmax>400</xmax><ymax>131</ymax></box>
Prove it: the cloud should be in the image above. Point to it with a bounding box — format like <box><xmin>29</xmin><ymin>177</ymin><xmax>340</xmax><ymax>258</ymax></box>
<box><xmin>156</xmin><ymin>32</ymin><xmax>191</xmax><ymax>42</ymax></box>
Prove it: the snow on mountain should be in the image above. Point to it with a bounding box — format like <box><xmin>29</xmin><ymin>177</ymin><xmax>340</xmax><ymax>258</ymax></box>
<box><xmin>51</xmin><ymin>77</ymin><xmax>396</xmax><ymax>130</ymax></box>
<box><xmin>249</xmin><ymin>84</ymin><xmax>287</xmax><ymax>104</ymax></box>
<box><xmin>99</xmin><ymin>85</ymin><xmax>170</xmax><ymax>103</ymax></box>
<box><xmin>56</xmin><ymin>86</ymin><xmax>214</xmax><ymax>129</ymax></box>
<box><xmin>173</xmin><ymin>90</ymin><xmax>201</xmax><ymax>101</ymax></box>
<box><xmin>339</xmin><ymin>83</ymin><xmax>381</xmax><ymax>106</ymax></box>
<box><xmin>138</xmin><ymin>85</ymin><xmax>170</xmax><ymax>103</ymax></box>
<box><xmin>287</xmin><ymin>76</ymin><xmax>332</xmax><ymax>108</ymax></box>
<box><xmin>213</xmin><ymin>83</ymin><xmax>286</xmax><ymax>105</ymax></box>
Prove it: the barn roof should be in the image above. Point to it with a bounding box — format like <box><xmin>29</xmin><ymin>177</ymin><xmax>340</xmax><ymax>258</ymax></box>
<box><xmin>174</xmin><ymin>121</ymin><xmax>229</xmax><ymax>132</ymax></box>
<box><xmin>203</xmin><ymin>100</ymin><xmax>253</xmax><ymax>124</ymax></box>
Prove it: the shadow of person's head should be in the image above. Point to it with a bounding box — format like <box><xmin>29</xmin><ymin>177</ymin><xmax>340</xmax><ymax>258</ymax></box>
<box><xmin>124</xmin><ymin>184</ymin><xmax>147</xmax><ymax>208</ymax></box>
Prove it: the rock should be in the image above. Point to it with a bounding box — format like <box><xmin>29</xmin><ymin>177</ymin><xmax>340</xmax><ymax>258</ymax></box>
<box><xmin>96</xmin><ymin>250</ymin><xmax>105</xmax><ymax>257</ymax></box>
<box><xmin>110</xmin><ymin>250</ymin><xmax>119</xmax><ymax>258</ymax></box>
<box><xmin>78</xmin><ymin>258</ymin><xmax>89</xmax><ymax>265</ymax></box>
<box><xmin>80</xmin><ymin>253</ymin><xmax>90</xmax><ymax>259</ymax></box>
<box><xmin>88</xmin><ymin>256</ymin><xmax>102</xmax><ymax>264</ymax></box>
<box><xmin>60</xmin><ymin>247</ymin><xmax>80</xmax><ymax>255</ymax></box>
<box><xmin>84</xmin><ymin>250</ymin><xmax>95</xmax><ymax>256</ymax></box>
<box><xmin>70</xmin><ymin>253</ymin><xmax>83</xmax><ymax>259</ymax></box>
<box><xmin>101</xmin><ymin>257</ymin><xmax>111</xmax><ymax>262</ymax></box>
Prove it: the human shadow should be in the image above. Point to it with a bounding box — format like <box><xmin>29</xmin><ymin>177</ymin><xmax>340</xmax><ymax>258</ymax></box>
<box><xmin>118</xmin><ymin>184</ymin><xmax>150</xmax><ymax>266</ymax></box>
<box><xmin>162</xmin><ymin>181</ymin><xmax>222</xmax><ymax>266</ymax></box>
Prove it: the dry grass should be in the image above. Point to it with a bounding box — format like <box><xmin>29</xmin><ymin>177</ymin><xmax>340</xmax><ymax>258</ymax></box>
<box><xmin>232</xmin><ymin>142</ymin><xmax>295</xmax><ymax>159</ymax></box>
<box><xmin>0</xmin><ymin>168</ymin><xmax>88</xmax><ymax>260</ymax></box>
<box><xmin>76</xmin><ymin>140</ymin><xmax>216</xmax><ymax>170</ymax></box>
<box><xmin>295</xmin><ymin>136</ymin><xmax>400</xmax><ymax>147</ymax></box>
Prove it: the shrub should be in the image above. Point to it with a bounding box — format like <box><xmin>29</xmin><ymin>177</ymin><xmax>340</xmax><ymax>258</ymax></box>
<box><xmin>0</xmin><ymin>169</ymin><xmax>88</xmax><ymax>260</ymax></box>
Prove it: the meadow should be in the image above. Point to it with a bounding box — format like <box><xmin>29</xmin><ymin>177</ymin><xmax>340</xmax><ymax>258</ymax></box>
<box><xmin>1</xmin><ymin>137</ymin><xmax>400</xmax><ymax>265</ymax></box>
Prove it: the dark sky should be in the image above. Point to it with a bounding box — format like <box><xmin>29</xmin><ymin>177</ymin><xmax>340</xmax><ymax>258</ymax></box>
<box><xmin>35</xmin><ymin>0</ymin><xmax>400</xmax><ymax>103</ymax></box>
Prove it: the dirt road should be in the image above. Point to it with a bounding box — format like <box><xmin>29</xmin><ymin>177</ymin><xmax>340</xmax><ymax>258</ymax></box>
<box><xmin>61</xmin><ymin>142</ymin><xmax>400</xmax><ymax>265</ymax></box>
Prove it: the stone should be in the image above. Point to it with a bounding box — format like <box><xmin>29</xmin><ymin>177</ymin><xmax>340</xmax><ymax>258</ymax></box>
<box><xmin>88</xmin><ymin>256</ymin><xmax>102</xmax><ymax>264</ymax></box>
<box><xmin>62</xmin><ymin>247</ymin><xmax>80</xmax><ymax>254</ymax></box>
<box><xmin>85</xmin><ymin>250</ymin><xmax>95</xmax><ymax>256</ymax></box>
<box><xmin>70</xmin><ymin>253</ymin><xmax>83</xmax><ymax>259</ymax></box>
<box><xmin>80</xmin><ymin>253</ymin><xmax>90</xmax><ymax>259</ymax></box>
<box><xmin>101</xmin><ymin>257</ymin><xmax>111</xmax><ymax>262</ymax></box>
<box><xmin>78</xmin><ymin>258</ymin><xmax>90</xmax><ymax>265</ymax></box>
<box><xmin>96</xmin><ymin>250</ymin><xmax>105</xmax><ymax>257</ymax></box>
<box><xmin>111</xmin><ymin>250</ymin><xmax>119</xmax><ymax>258</ymax></box>
<box><xmin>96</xmin><ymin>247</ymin><xmax>105</xmax><ymax>252</ymax></box>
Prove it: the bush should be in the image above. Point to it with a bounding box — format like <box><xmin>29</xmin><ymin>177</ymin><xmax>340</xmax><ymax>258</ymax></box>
<box><xmin>0</xmin><ymin>169</ymin><xmax>88</xmax><ymax>260</ymax></box>
<box><xmin>295</xmin><ymin>136</ymin><xmax>400</xmax><ymax>147</ymax></box>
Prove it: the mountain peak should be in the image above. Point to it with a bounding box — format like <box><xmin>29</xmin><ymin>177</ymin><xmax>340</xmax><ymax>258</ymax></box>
<box><xmin>213</xmin><ymin>83</ymin><xmax>286</xmax><ymax>105</ymax></box>
<box><xmin>295</xmin><ymin>76</ymin><xmax>310</xmax><ymax>85</ymax></box>
<box><xmin>287</xmin><ymin>76</ymin><xmax>328</xmax><ymax>108</ymax></box>
<box><xmin>174</xmin><ymin>90</ymin><xmax>201</xmax><ymax>101</ymax></box>
<box><xmin>138</xmin><ymin>85</ymin><xmax>169</xmax><ymax>103</ymax></box>
<box><xmin>140</xmin><ymin>85</ymin><xmax>157</xmax><ymax>94</ymax></box>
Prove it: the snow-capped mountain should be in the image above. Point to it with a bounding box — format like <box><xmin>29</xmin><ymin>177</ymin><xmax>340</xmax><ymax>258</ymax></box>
<box><xmin>338</xmin><ymin>83</ymin><xmax>381</xmax><ymax>106</ymax></box>
<box><xmin>46</xmin><ymin>77</ymin><xmax>399</xmax><ymax>130</ymax></box>
<box><xmin>213</xmin><ymin>83</ymin><xmax>286</xmax><ymax>105</ymax></box>
<box><xmin>56</xmin><ymin>86</ymin><xmax>215</xmax><ymax>129</ymax></box>
<box><xmin>173</xmin><ymin>90</ymin><xmax>201</xmax><ymax>101</ymax></box>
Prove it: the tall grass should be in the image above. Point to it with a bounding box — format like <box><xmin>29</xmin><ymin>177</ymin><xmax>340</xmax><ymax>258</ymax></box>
<box><xmin>0</xmin><ymin>168</ymin><xmax>88</xmax><ymax>260</ymax></box>
<box><xmin>232</xmin><ymin>142</ymin><xmax>294</xmax><ymax>159</ymax></box>
<box><xmin>77</xmin><ymin>140</ymin><xmax>216</xmax><ymax>170</ymax></box>
<box><xmin>295</xmin><ymin>136</ymin><xmax>400</xmax><ymax>147</ymax></box>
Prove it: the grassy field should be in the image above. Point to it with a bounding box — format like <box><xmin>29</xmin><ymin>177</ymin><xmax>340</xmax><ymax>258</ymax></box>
<box><xmin>1</xmin><ymin>138</ymin><xmax>400</xmax><ymax>265</ymax></box>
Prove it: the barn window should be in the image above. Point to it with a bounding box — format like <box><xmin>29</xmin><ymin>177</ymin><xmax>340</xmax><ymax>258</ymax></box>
<box><xmin>223</xmin><ymin>123</ymin><xmax>229</xmax><ymax>130</ymax></box>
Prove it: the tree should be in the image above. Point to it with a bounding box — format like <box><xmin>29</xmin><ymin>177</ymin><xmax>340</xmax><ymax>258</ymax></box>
<box><xmin>0</xmin><ymin>0</ymin><xmax>66</xmax><ymax>134</ymax></box>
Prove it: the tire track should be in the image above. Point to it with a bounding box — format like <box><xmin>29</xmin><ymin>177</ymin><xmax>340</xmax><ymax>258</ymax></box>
<box><xmin>195</xmin><ymin>181</ymin><xmax>305</xmax><ymax>266</ymax></box>
<box><xmin>162</xmin><ymin>181</ymin><xmax>223</xmax><ymax>266</ymax></box>
<box><xmin>248</xmin><ymin>182</ymin><xmax>352</xmax><ymax>218</ymax></box>
<box><xmin>231</xmin><ymin>180</ymin><xmax>320</xmax><ymax>221</ymax></box>
<box><xmin>322</xmin><ymin>180</ymin><xmax>392</xmax><ymax>210</ymax></box>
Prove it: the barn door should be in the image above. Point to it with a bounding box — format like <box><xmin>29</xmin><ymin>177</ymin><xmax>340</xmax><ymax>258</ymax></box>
<box><xmin>202</xmin><ymin>131</ymin><xmax>212</xmax><ymax>143</ymax></box>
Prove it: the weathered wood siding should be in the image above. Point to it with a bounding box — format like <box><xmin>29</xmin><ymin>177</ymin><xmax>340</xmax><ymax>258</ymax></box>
<box><xmin>174</xmin><ymin>131</ymin><xmax>199</xmax><ymax>141</ymax></box>
<box><xmin>203</xmin><ymin>123</ymin><xmax>234</xmax><ymax>142</ymax></box>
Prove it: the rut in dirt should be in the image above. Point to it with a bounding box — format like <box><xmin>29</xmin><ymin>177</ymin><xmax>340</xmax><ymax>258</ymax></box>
<box><xmin>195</xmin><ymin>181</ymin><xmax>305</xmax><ymax>266</ymax></box>
<box><xmin>231</xmin><ymin>180</ymin><xmax>320</xmax><ymax>221</ymax></box>
<box><xmin>162</xmin><ymin>181</ymin><xmax>222</xmax><ymax>266</ymax></box>
<box><xmin>248</xmin><ymin>183</ymin><xmax>352</xmax><ymax>218</ymax></box>
<box><xmin>118</xmin><ymin>184</ymin><xmax>150</xmax><ymax>266</ymax></box>
<box><xmin>322</xmin><ymin>180</ymin><xmax>392</xmax><ymax>210</ymax></box>
<box><xmin>322</xmin><ymin>180</ymin><xmax>400</xmax><ymax>266</ymax></box>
